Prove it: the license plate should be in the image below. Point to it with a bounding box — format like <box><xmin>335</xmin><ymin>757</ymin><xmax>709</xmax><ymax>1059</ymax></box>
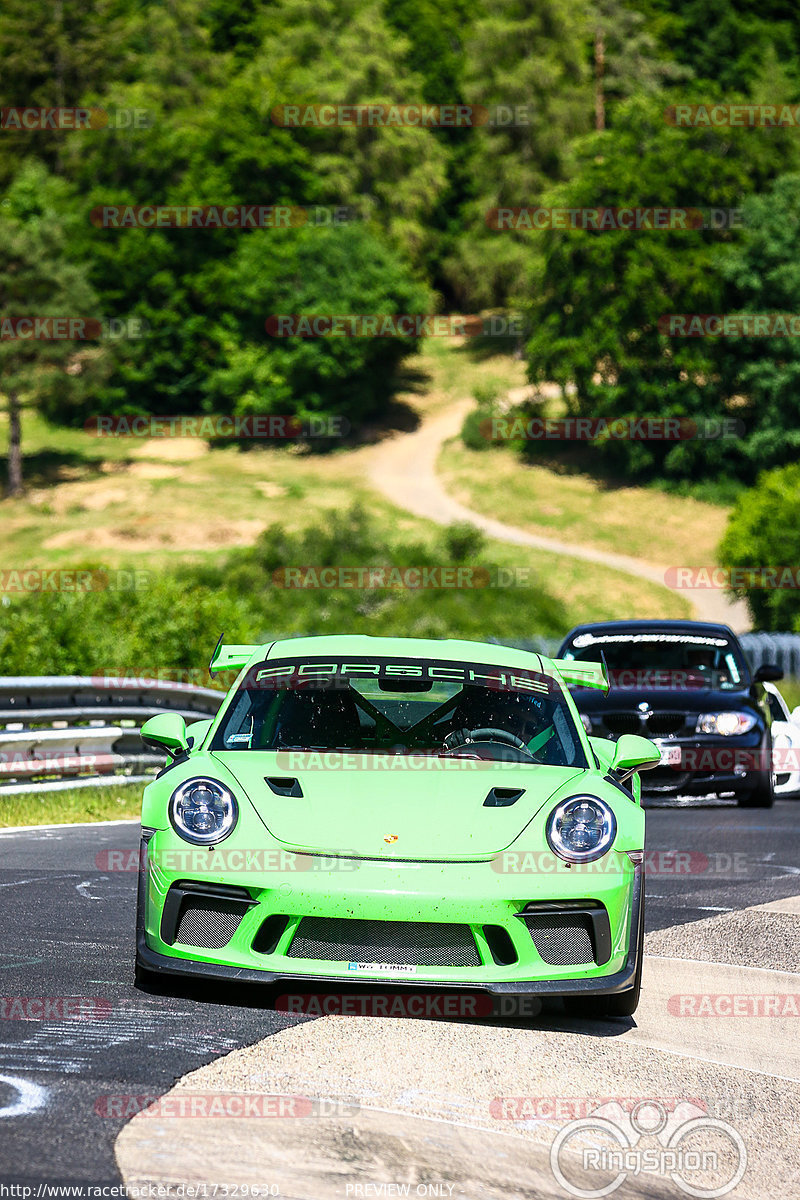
<box><xmin>347</xmin><ymin>962</ymin><xmax>416</xmax><ymax>976</ymax></box>
<box><xmin>655</xmin><ymin>742</ymin><xmax>682</xmax><ymax>766</ymax></box>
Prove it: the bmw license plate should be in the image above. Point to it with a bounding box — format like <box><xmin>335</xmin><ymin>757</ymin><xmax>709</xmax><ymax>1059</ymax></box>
<box><xmin>654</xmin><ymin>741</ymin><xmax>682</xmax><ymax>766</ymax></box>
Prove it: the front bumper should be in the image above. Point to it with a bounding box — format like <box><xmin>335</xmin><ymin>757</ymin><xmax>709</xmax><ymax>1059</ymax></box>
<box><xmin>640</xmin><ymin>734</ymin><xmax>768</xmax><ymax>797</ymax></box>
<box><xmin>136</xmin><ymin>835</ymin><xmax>643</xmax><ymax>998</ymax></box>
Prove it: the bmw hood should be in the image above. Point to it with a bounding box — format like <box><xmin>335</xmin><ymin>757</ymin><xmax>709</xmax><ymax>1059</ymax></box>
<box><xmin>211</xmin><ymin>752</ymin><xmax>587</xmax><ymax>860</ymax></box>
<box><xmin>572</xmin><ymin>686</ymin><xmax>758</xmax><ymax>718</ymax></box>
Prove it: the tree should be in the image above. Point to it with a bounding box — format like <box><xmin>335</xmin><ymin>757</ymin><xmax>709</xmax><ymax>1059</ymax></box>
<box><xmin>718</xmin><ymin>465</ymin><xmax>800</xmax><ymax>630</ymax></box>
<box><xmin>588</xmin><ymin>0</ymin><xmax>692</xmax><ymax>131</ymax></box>
<box><xmin>447</xmin><ymin>0</ymin><xmax>592</xmax><ymax>308</ymax></box>
<box><xmin>0</xmin><ymin>162</ymin><xmax>109</xmax><ymax>495</ymax></box>
<box><xmin>713</xmin><ymin>174</ymin><xmax>800</xmax><ymax>478</ymax></box>
<box><xmin>247</xmin><ymin>0</ymin><xmax>449</xmax><ymax>265</ymax></box>
<box><xmin>636</xmin><ymin>0</ymin><xmax>800</xmax><ymax>94</ymax></box>
<box><xmin>204</xmin><ymin>223</ymin><xmax>433</xmax><ymax>427</ymax></box>
<box><xmin>523</xmin><ymin>93</ymin><xmax>800</xmax><ymax>485</ymax></box>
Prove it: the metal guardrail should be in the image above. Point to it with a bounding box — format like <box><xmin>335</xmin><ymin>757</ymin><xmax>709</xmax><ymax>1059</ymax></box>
<box><xmin>740</xmin><ymin>632</ymin><xmax>800</xmax><ymax>679</ymax></box>
<box><xmin>493</xmin><ymin>631</ymin><xmax>800</xmax><ymax>681</ymax></box>
<box><xmin>4</xmin><ymin>633</ymin><xmax>799</xmax><ymax>797</ymax></box>
<box><xmin>0</xmin><ymin>676</ymin><xmax>224</xmax><ymax>795</ymax></box>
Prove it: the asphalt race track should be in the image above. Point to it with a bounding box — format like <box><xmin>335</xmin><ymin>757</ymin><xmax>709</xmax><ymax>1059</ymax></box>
<box><xmin>0</xmin><ymin>822</ymin><xmax>309</xmax><ymax>1185</ymax></box>
<box><xmin>0</xmin><ymin>801</ymin><xmax>799</xmax><ymax>1189</ymax></box>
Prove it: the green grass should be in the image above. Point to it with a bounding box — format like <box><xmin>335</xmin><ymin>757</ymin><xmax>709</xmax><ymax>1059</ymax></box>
<box><xmin>0</xmin><ymin>782</ymin><xmax>144</xmax><ymax>827</ymax></box>
<box><xmin>777</xmin><ymin>678</ymin><xmax>800</xmax><ymax>712</ymax></box>
<box><xmin>0</xmin><ymin>340</ymin><xmax>690</xmax><ymax>633</ymax></box>
<box><xmin>439</xmin><ymin>440</ymin><xmax>730</xmax><ymax>569</ymax></box>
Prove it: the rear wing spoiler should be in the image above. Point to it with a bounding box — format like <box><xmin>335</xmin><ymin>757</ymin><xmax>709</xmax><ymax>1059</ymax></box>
<box><xmin>550</xmin><ymin>657</ymin><xmax>610</xmax><ymax>694</ymax></box>
<box><xmin>208</xmin><ymin>638</ymin><xmax>259</xmax><ymax>675</ymax></box>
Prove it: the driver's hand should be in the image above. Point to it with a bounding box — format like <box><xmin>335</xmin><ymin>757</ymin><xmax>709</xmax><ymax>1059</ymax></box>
<box><xmin>443</xmin><ymin>728</ymin><xmax>472</xmax><ymax>751</ymax></box>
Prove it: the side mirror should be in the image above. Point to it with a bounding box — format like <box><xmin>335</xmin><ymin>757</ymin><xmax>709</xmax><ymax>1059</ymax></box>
<box><xmin>611</xmin><ymin>733</ymin><xmax>661</xmax><ymax>777</ymax></box>
<box><xmin>140</xmin><ymin>713</ymin><xmax>189</xmax><ymax>758</ymax></box>
<box><xmin>588</xmin><ymin>736</ymin><xmax>615</xmax><ymax>770</ymax></box>
<box><xmin>754</xmin><ymin>663</ymin><xmax>783</xmax><ymax>683</ymax></box>
<box><xmin>791</xmin><ymin>706</ymin><xmax>800</xmax><ymax>726</ymax></box>
<box><xmin>186</xmin><ymin>718</ymin><xmax>212</xmax><ymax>750</ymax></box>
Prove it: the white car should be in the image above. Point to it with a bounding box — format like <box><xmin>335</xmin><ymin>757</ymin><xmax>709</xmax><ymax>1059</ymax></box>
<box><xmin>765</xmin><ymin>681</ymin><xmax>800</xmax><ymax>798</ymax></box>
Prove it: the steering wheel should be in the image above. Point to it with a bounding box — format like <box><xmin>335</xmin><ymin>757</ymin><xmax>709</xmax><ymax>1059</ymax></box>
<box><xmin>443</xmin><ymin>727</ymin><xmax>534</xmax><ymax>760</ymax></box>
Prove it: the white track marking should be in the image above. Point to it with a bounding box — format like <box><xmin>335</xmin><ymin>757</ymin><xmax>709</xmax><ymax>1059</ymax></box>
<box><xmin>0</xmin><ymin>1074</ymin><xmax>47</xmax><ymax>1118</ymax></box>
<box><xmin>0</xmin><ymin>818</ymin><xmax>141</xmax><ymax>835</ymax></box>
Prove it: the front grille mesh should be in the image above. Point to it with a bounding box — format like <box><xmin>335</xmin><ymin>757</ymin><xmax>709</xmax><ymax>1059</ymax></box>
<box><xmin>287</xmin><ymin>917</ymin><xmax>481</xmax><ymax>967</ymax></box>
<box><xmin>646</xmin><ymin>713</ymin><xmax>686</xmax><ymax>735</ymax></box>
<box><xmin>602</xmin><ymin>713</ymin><xmax>642</xmax><ymax>735</ymax></box>
<box><xmin>523</xmin><ymin>914</ymin><xmax>594</xmax><ymax>966</ymax></box>
<box><xmin>175</xmin><ymin>900</ymin><xmax>245</xmax><ymax>949</ymax></box>
<box><xmin>600</xmin><ymin>712</ymin><xmax>687</xmax><ymax>737</ymax></box>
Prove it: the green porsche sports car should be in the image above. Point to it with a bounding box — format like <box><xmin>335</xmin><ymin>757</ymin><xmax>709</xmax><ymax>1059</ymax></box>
<box><xmin>136</xmin><ymin>635</ymin><xmax>658</xmax><ymax>1016</ymax></box>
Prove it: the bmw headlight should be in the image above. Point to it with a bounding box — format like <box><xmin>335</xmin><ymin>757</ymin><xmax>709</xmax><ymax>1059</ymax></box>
<box><xmin>546</xmin><ymin>796</ymin><xmax>616</xmax><ymax>864</ymax></box>
<box><xmin>696</xmin><ymin>711</ymin><xmax>756</xmax><ymax>736</ymax></box>
<box><xmin>169</xmin><ymin>778</ymin><xmax>238</xmax><ymax>845</ymax></box>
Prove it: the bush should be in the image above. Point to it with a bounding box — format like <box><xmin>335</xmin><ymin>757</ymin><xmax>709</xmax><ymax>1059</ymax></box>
<box><xmin>717</xmin><ymin>464</ymin><xmax>800</xmax><ymax>630</ymax></box>
<box><xmin>206</xmin><ymin>224</ymin><xmax>434</xmax><ymax>430</ymax></box>
<box><xmin>0</xmin><ymin>505</ymin><xmax>565</xmax><ymax>676</ymax></box>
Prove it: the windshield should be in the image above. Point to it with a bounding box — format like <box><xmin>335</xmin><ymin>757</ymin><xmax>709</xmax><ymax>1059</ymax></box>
<box><xmin>561</xmin><ymin>631</ymin><xmax>749</xmax><ymax>691</ymax></box>
<box><xmin>211</xmin><ymin>656</ymin><xmax>587</xmax><ymax>767</ymax></box>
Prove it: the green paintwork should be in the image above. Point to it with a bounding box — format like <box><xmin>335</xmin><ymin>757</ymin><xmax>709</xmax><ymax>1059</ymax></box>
<box><xmin>141</xmin><ymin>712</ymin><xmax>188</xmax><ymax>755</ymax></box>
<box><xmin>139</xmin><ymin>634</ymin><xmax>650</xmax><ymax>986</ymax></box>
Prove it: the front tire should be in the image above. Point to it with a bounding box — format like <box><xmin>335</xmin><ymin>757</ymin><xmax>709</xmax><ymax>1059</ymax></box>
<box><xmin>737</xmin><ymin>768</ymin><xmax>774</xmax><ymax>808</ymax></box>
<box><xmin>564</xmin><ymin>893</ymin><xmax>643</xmax><ymax>1019</ymax></box>
<box><xmin>134</xmin><ymin>958</ymin><xmax>158</xmax><ymax>991</ymax></box>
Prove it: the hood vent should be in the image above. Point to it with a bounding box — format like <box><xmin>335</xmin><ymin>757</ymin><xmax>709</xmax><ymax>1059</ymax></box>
<box><xmin>483</xmin><ymin>787</ymin><xmax>525</xmax><ymax>808</ymax></box>
<box><xmin>265</xmin><ymin>776</ymin><xmax>303</xmax><ymax>797</ymax></box>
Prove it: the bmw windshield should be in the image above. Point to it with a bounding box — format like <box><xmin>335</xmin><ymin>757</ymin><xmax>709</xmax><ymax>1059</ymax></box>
<box><xmin>211</xmin><ymin>656</ymin><xmax>587</xmax><ymax>767</ymax></box>
<box><xmin>561</xmin><ymin>631</ymin><xmax>749</xmax><ymax>691</ymax></box>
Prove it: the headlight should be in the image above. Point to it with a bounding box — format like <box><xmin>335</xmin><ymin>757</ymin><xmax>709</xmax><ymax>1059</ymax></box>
<box><xmin>696</xmin><ymin>711</ymin><xmax>756</xmax><ymax>736</ymax></box>
<box><xmin>169</xmin><ymin>777</ymin><xmax>238</xmax><ymax>845</ymax></box>
<box><xmin>579</xmin><ymin>713</ymin><xmax>593</xmax><ymax>734</ymax></box>
<box><xmin>546</xmin><ymin>796</ymin><xmax>616</xmax><ymax>864</ymax></box>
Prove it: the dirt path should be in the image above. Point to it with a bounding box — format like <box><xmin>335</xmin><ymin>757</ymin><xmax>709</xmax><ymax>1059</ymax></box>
<box><xmin>366</xmin><ymin>398</ymin><xmax>750</xmax><ymax>631</ymax></box>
